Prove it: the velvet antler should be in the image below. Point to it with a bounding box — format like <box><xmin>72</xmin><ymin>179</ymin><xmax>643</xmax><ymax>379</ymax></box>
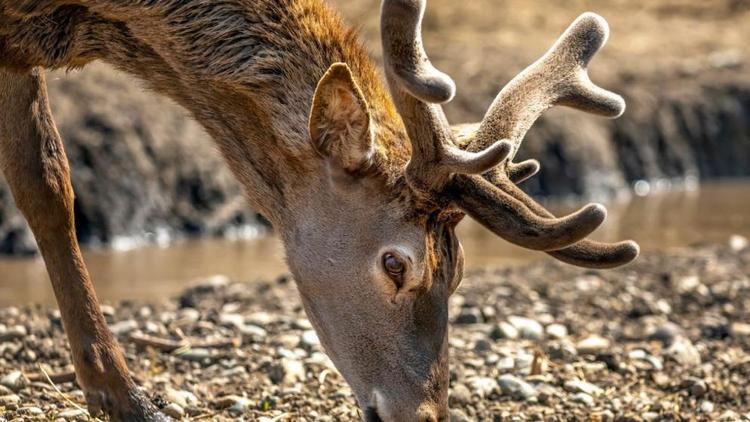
<box><xmin>465</xmin><ymin>12</ymin><xmax>640</xmax><ymax>268</ymax></box>
<box><xmin>382</xmin><ymin>0</ymin><xmax>630</xmax><ymax>256</ymax></box>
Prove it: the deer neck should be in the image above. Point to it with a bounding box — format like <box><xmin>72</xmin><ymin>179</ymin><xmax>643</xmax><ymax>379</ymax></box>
<box><xmin>67</xmin><ymin>0</ymin><xmax>407</xmax><ymax>226</ymax></box>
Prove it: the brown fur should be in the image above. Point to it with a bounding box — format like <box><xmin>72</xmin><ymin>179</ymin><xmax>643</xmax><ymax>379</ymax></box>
<box><xmin>0</xmin><ymin>2</ymin><xmax>640</xmax><ymax>420</ymax></box>
<box><xmin>0</xmin><ymin>0</ymin><xmax>415</xmax><ymax>220</ymax></box>
<box><xmin>0</xmin><ymin>69</ymin><xmax>164</xmax><ymax>420</ymax></box>
<box><xmin>0</xmin><ymin>1</ymin><xmax>453</xmax><ymax>420</ymax></box>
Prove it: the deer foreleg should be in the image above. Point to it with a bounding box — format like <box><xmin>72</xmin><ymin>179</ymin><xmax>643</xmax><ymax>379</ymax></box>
<box><xmin>0</xmin><ymin>68</ymin><xmax>167</xmax><ymax>421</ymax></box>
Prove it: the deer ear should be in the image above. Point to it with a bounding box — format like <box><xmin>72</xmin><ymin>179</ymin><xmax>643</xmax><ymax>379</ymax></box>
<box><xmin>309</xmin><ymin>63</ymin><xmax>374</xmax><ymax>171</ymax></box>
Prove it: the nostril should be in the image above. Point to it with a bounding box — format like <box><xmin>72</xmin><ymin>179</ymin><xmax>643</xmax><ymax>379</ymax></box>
<box><xmin>365</xmin><ymin>406</ymin><xmax>383</xmax><ymax>422</ymax></box>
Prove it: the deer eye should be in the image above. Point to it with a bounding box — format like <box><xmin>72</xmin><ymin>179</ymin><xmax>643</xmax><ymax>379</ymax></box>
<box><xmin>382</xmin><ymin>252</ymin><xmax>406</xmax><ymax>284</ymax></box>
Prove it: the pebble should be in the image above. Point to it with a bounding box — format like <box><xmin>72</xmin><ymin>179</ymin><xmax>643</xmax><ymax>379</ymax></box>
<box><xmin>449</xmin><ymin>383</ymin><xmax>472</xmax><ymax>406</ymax></box>
<box><xmin>628</xmin><ymin>349</ymin><xmax>647</xmax><ymax>359</ymax></box>
<box><xmin>449</xmin><ymin>409</ymin><xmax>471</xmax><ymax>422</ymax></box>
<box><xmin>629</xmin><ymin>349</ymin><xmax>663</xmax><ymax>370</ymax></box>
<box><xmin>718</xmin><ymin>410</ymin><xmax>740</xmax><ymax>421</ymax></box>
<box><xmin>490</xmin><ymin>321</ymin><xmax>519</xmax><ymax>340</ymax></box>
<box><xmin>700</xmin><ymin>400</ymin><xmax>715</xmax><ymax>413</ymax></box>
<box><xmin>218</xmin><ymin>313</ymin><xmax>245</xmax><ymax>329</ymax></box>
<box><xmin>642</xmin><ymin>411</ymin><xmax>660</xmax><ymax>421</ymax></box>
<box><xmin>163</xmin><ymin>403</ymin><xmax>185</xmax><ymax>419</ymax></box>
<box><xmin>166</xmin><ymin>389</ymin><xmax>198</xmax><ymax>408</ymax></box>
<box><xmin>270</xmin><ymin>358</ymin><xmax>306</xmax><ymax>385</ymax></box>
<box><xmin>594</xmin><ymin>410</ymin><xmax>615</xmax><ymax>422</ymax></box>
<box><xmin>240</xmin><ymin>324</ymin><xmax>267</xmax><ymax>342</ymax></box>
<box><xmin>144</xmin><ymin>321</ymin><xmax>162</xmax><ymax>334</ymax></box>
<box><xmin>275</xmin><ymin>333</ymin><xmax>301</xmax><ymax>349</ymax></box>
<box><xmin>514</xmin><ymin>352</ymin><xmax>534</xmax><ymax>372</ymax></box>
<box><xmin>676</xmin><ymin>275</ymin><xmax>701</xmax><ymax>293</ymax></box>
<box><xmin>293</xmin><ymin>319</ymin><xmax>313</xmax><ymax>330</ymax></box>
<box><xmin>0</xmin><ymin>325</ymin><xmax>27</xmax><ymax>342</ymax></box>
<box><xmin>109</xmin><ymin>319</ymin><xmax>138</xmax><ymax>336</ymax></box>
<box><xmin>496</xmin><ymin>356</ymin><xmax>515</xmax><ymax>371</ymax></box>
<box><xmin>666</xmin><ymin>337</ymin><xmax>701</xmax><ymax>367</ymax></box>
<box><xmin>100</xmin><ymin>305</ymin><xmax>116</xmax><ymax>318</ymax></box>
<box><xmin>467</xmin><ymin>376</ymin><xmax>497</xmax><ymax>398</ymax></box>
<box><xmin>246</xmin><ymin>311</ymin><xmax>274</xmax><ymax>326</ymax></box>
<box><xmin>507</xmin><ymin>316</ymin><xmax>544</xmax><ymax>340</ymax></box>
<box><xmin>570</xmin><ymin>392</ymin><xmax>595</xmax><ymax>406</ymax></box>
<box><xmin>564</xmin><ymin>379</ymin><xmax>603</xmax><ymax>396</ymax></box>
<box><xmin>455</xmin><ymin>307</ymin><xmax>483</xmax><ymax>324</ymax></box>
<box><xmin>644</xmin><ymin>355</ymin><xmax>664</xmax><ymax>371</ymax></box>
<box><xmin>26</xmin><ymin>407</ymin><xmax>43</xmax><ymax>415</ymax></box>
<box><xmin>729</xmin><ymin>234</ymin><xmax>748</xmax><ymax>251</ymax></box>
<box><xmin>730</xmin><ymin>322</ymin><xmax>750</xmax><ymax>337</ymax></box>
<box><xmin>0</xmin><ymin>394</ymin><xmax>20</xmax><ymax>405</ymax></box>
<box><xmin>179</xmin><ymin>348</ymin><xmax>211</xmax><ymax>363</ymax></box>
<box><xmin>497</xmin><ymin>374</ymin><xmax>537</xmax><ymax>400</ymax></box>
<box><xmin>685</xmin><ymin>377</ymin><xmax>708</xmax><ymax>397</ymax></box>
<box><xmin>545</xmin><ymin>323</ymin><xmax>568</xmax><ymax>339</ymax></box>
<box><xmin>0</xmin><ymin>371</ymin><xmax>27</xmax><ymax>392</ymax></box>
<box><xmin>178</xmin><ymin>308</ymin><xmax>201</xmax><ymax>323</ymax></box>
<box><xmin>215</xmin><ymin>395</ymin><xmax>252</xmax><ymax>413</ymax></box>
<box><xmin>548</xmin><ymin>341</ymin><xmax>578</xmax><ymax>360</ymax></box>
<box><xmin>473</xmin><ymin>338</ymin><xmax>492</xmax><ymax>353</ymax></box>
<box><xmin>576</xmin><ymin>335</ymin><xmax>610</xmax><ymax>355</ymax></box>
<box><xmin>57</xmin><ymin>409</ymin><xmax>88</xmax><ymax>419</ymax></box>
<box><xmin>300</xmin><ymin>330</ymin><xmax>320</xmax><ymax>349</ymax></box>
<box><xmin>651</xmin><ymin>322</ymin><xmax>684</xmax><ymax>346</ymax></box>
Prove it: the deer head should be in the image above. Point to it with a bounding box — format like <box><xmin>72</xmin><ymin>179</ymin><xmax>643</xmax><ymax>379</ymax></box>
<box><xmin>286</xmin><ymin>1</ymin><xmax>639</xmax><ymax>420</ymax></box>
<box><xmin>0</xmin><ymin>1</ymin><xmax>640</xmax><ymax>420</ymax></box>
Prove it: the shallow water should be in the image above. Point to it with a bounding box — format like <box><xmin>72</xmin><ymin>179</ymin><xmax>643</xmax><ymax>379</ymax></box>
<box><xmin>0</xmin><ymin>181</ymin><xmax>748</xmax><ymax>306</ymax></box>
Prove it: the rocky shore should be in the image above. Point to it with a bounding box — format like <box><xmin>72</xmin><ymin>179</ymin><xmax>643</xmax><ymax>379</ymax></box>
<box><xmin>1</xmin><ymin>240</ymin><xmax>749</xmax><ymax>420</ymax></box>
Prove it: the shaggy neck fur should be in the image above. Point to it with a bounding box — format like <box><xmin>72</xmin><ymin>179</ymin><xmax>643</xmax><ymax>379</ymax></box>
<box><xmin>0</xmin><ymin>0</ymin><xmax>412</xmax><ymax>224</ymax></box>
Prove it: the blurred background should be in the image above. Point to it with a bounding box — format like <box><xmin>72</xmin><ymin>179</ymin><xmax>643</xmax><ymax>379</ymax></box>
<box><xmin>1</xmin><ymin>0</ymin><xmax>748</xmax><ymax>305</ymax></box>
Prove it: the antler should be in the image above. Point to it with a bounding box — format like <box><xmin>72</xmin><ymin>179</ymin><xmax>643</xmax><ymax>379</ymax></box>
<box><xmin>381</xmin><ymin>0</ymin><xmax>626</xmax><ymax>255</ymax></box>
<box><xmin>467</xmin><ymin>12</ymin><xmax>640</xmax><ymax>268</ymax></box>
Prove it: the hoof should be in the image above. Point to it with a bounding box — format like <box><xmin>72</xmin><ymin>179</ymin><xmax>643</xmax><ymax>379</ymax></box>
<box><xmin>86</xmin><ymin>388</ymin><xmax>171</xmax><ymax>422</ymax></box>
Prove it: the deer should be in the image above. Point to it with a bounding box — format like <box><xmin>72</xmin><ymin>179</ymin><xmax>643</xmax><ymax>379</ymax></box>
<box><xmin>0</xmin><ymin>0</ymin><xmax>639</xmax><ymax>420</ymax></box>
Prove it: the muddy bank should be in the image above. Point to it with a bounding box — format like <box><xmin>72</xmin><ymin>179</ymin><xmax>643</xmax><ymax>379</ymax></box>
<box><xmin>0</xmin><ymin>241</ymin><xmax>749</xmax><ymax>420</ymax></box>
<box><xmin>1</xmin><ymin>0</ymin><xmax>749</xmax><ymax>254</ymax></box>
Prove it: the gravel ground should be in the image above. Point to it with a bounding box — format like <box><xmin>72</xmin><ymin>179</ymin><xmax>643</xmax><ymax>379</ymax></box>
<box><xmin>1</xmin><ymin>239</ymin><xmax>749</xmax><ymax>421</ymax></box>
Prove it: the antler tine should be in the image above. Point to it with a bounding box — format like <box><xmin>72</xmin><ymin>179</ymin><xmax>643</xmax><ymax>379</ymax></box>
<box><xmin>381</xmin><ymin>0</ymin><xmax>513</xmax><ymax>191</ymax></box>
<box><xmin>380</xmin><ymin>0</ymin><xmax>455</xmax><ymax>104</ymax></box>
<box><xmin>491</xmin><ymin>175</ymin><xmax>640</xmax><ymax>267</ymax></box>
<box><xmin>452</xmin><ymin>176</ymin><xmax>607</xmax><ymax>251</ymax></box>
<box><xmin>471</xmin><ymin>12</ymin><xmax>625</xmax><ymax>161</ymax></box>
<box><xmin>507</xmin><ymin>160</ymin><xmax>540</xmax><ymax>184</ymax></box>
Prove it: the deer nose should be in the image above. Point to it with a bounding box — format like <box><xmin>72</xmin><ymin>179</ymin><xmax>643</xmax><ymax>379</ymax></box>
<box><xmin>368</xmin><ymin>392</ymin><xmax>441</xmax><ymax>422</ymax></box>
<box><xmin>365</xmin><ymin>407</ymin><xmax>438</xmax><ymax>422</ymax></box>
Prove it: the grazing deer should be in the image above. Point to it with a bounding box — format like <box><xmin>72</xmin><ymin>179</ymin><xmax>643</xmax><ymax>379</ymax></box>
<box><xmin>0</xmin><ymin>0</ymin><xmax>638</xmax><ymax>420</ymax></box>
